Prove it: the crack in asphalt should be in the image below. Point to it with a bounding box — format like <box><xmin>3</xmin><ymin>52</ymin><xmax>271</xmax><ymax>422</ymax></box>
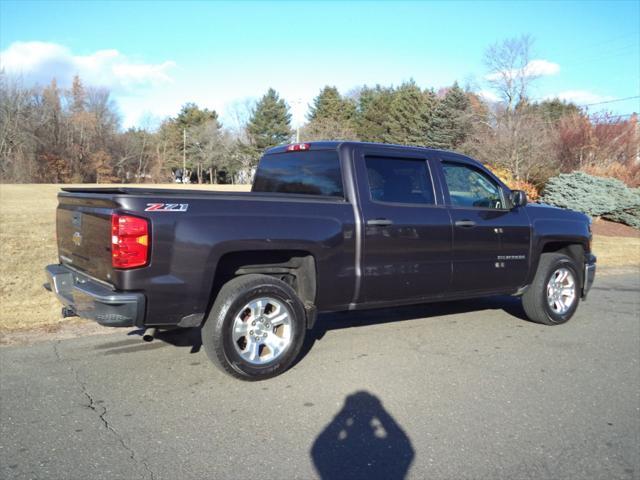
<box><xmin>76</xmin><ymin>373</ymin><xmax>156</xmax><ymax>480</ymax></box>
<box><xmin>53</xmin><ymin>340</ymin><xmax>156</xmax><ymax>480</ymax></box>
<box><xmin>52</xmin><ymin>340</ymin><xmax>62</xmax><ymax>362</ymax></box>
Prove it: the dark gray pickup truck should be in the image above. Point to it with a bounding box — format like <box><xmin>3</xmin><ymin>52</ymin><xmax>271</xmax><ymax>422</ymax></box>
<box><xmin>45</xmin><ymin>141</ymin><xmax>596</xmax><ymax>379</ymax></box>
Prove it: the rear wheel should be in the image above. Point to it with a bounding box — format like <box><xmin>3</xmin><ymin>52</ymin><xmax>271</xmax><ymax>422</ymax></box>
<box><xmin>202</xmin><ymin>274</ymin><xmax>306</xmax><ymax>380</ymax></box>
<box><xmin>522</xmin><ymin>253</ymin><xmax>581</xmax><ymax>325</ymax></box>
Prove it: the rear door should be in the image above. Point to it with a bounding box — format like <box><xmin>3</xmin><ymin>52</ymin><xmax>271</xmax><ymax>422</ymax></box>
<box><xmin>353</xmin><ymin>146</ymin><xmax>452</xmax><ymax>303</ymax></box>
<box><xmin>434</xmin><ymin>154</ymin><xmax>530</xmax><ymax>293</ymax></box>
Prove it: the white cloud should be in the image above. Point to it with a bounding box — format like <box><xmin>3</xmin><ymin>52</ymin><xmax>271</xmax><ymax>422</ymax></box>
<box><xmin>485</xmin><ymin>59</ymin><xmax>560</xmax><ymax>81</ymax></box>
<box><xmin>477</xmin><ymin>89</ymin><xmax>500</xmax><ymax>103</ymax></box>
<box><xmin>545</xmin><ymin>90</ymin><xmax>614</xmax><ymax>105</ymax></box>
<box><xmin>523</xmin><ymin>59</ymin><xmax>560</xmax><ymax>77</ymax></box>
<box><xmin>0</xmin><ymin>41</ymin><xmax>175</xmax><ymax>91</ymax></box>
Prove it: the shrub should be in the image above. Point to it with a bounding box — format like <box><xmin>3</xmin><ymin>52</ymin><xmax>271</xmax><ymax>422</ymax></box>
<box><xmin>485</xmin><ymin>164</ymin><xmax>540</xmax><ymax>201</ymax></box>
<box><xmin>603</xmin><ymin>207</ymin><xmax>640</xmax><ymax>229</ymax></box>
<box><xmin>509</xmin><ymin>179</ymin><xmax>540</xmax><ymax>202</ymax></box>
<box><xmin>541</xmin><ymin>172</ymin><xmax>640</xmax><ymax>228</ymax></box>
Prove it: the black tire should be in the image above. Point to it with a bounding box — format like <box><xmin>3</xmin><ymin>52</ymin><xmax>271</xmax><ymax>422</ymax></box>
<box><xmin>522</xmin><ymin>253</ymin><xmax>581</xmax><ymax>325</ymax></box>
<box><xmin>201</xmin><ymin>274</ymin><xmax>307</xmax><ymax>380</ymax></box>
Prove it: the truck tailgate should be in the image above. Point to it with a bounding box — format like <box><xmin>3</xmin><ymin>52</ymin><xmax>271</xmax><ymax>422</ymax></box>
<box><xmin>56</xmin><ymin>193</ymin><xmax>116</xmax><ymax>283</ymax></box>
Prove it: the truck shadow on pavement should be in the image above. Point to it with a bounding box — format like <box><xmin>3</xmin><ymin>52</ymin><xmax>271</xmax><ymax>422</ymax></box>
<box><xmin>96</xmin><ymin>328</ymin><xmax>203</xmax><ymax>356</ymax></box>
<box><xmin>316</xmin><ymin>295</ymin><xmax>527</xmax><ymax>337</ymax></box>
<box><xmin>311</xmin><ymin>390</ymin><xmax>414</xmax><ymax>480</ymax></box>
<box><xmin>296</xmin><ymin>295</ymin><xmax>527</xmax><ymax>366</ymax></box>
<box><xmin>117</xmin><ymin>295</ymin><xmax>526</xmax><ymax>359</ymax></box>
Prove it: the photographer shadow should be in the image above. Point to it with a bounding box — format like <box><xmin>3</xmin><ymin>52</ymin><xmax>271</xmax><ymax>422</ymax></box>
<box><xmin>311</xmin><ymin>391</ymin><xmax>414</xmax><ymax>480</ymax></box>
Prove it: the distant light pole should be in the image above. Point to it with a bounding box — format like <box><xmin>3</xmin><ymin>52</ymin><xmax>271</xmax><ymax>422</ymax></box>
<box><xmin>289</xmin><ymin>98</ymin><xmax>305</xmax><ymax>143</ymax></box>
<box><xmin>182</xmin><ymin>128</ymin><xmax>187</xmax><ymax>182</ymax></box>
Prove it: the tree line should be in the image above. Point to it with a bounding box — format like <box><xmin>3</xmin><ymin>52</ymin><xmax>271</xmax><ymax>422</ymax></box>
<box><xmin>1</xmin><ymin>36</ymin><xmax>637</xmax><ymax>191</ymax></box>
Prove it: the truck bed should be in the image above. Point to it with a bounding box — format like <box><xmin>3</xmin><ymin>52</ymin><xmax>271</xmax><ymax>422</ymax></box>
<box><xmin>60</xmin><ymin>186</ymin><xmax>255</xmax><ymax>196</ymax></box>
<box><xmin>59</xmin><ymin>187</ymin><xmax>347</xmax><ymax>204</ymax></box>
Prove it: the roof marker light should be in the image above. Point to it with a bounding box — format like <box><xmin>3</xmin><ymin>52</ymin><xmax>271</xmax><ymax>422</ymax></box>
<box><xmin>285</xmin><ymin>143</ymin><xmax>311</xmax><ymax>152</ymax></box>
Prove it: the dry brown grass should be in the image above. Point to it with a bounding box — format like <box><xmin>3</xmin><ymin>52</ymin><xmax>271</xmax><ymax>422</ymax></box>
<box><xmin>0</xmin><ymin>184</ymin><xmax>637</xmax><ymax>332</ymax></box>
<box><xmin>0</xmin><ymin>183</ymin><xmax>250</xmax><ymax>332</ymax></box>
<box><xmin>592</xmin><ymin>236</ymin><xmax>640</xmax><ymax>268</ymax></box>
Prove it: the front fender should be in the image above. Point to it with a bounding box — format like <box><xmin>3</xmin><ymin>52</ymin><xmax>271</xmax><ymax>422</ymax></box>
<box><xmin>525</xmin><ymin>213</ymin><xmax>591</xmax><ymax>287</ymax></box>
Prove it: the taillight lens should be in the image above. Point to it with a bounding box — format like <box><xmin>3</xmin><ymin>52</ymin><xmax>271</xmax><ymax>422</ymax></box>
<box><xmin>111</xmin><ymin>214</ymin><xmax>149</xmax><ymax>269</ymax></box>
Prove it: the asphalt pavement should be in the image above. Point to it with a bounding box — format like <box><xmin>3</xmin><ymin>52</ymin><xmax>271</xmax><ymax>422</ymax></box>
<box><xmin>1</xmin><ymin>272</ymin><xmax>639</xmax><ymax>480</ymax></box>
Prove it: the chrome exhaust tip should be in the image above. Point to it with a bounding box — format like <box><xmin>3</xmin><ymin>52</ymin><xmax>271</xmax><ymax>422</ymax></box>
<box><xmin>142</xmin><ymin>327</ymin><xmax>156</xmax><ymax>342</ymax></box>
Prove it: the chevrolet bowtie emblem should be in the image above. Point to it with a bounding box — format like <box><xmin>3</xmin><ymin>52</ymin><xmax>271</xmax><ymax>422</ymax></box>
<box><xmin>72</xmin><ymin>231</ymin><xmax>82</xmax><ymax>247</ymax></box>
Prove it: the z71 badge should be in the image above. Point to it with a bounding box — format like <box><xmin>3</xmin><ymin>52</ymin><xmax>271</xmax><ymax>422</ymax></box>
<box><xmin>145</xmin><ymin>203</ymin><xmax>189</xmax><ymax>212</ymax></box>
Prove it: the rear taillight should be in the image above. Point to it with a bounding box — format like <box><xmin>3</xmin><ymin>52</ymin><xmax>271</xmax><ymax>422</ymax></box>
<box><xmin>285</xmin><ymin>143</ymin><xmax>310</xmax><ymax>152</ymax></box>
<box><xmin>111</xmin><ymin>214</ymin><xmax>149</xmax><ymax>269</ymax></box>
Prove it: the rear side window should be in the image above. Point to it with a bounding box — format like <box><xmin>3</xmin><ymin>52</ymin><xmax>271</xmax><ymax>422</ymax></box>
<box><xmin>252</xmin><ymin>151</ymin><xmax>344</xmax><ymax>197</ymax></box>
<box><xmin>365</xmin><ymin>156</ymin><xmax>435</xmax><ymax>205</ymax></box>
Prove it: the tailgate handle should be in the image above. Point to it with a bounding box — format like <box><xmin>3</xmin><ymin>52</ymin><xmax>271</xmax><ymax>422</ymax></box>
<box><xmin>366</xmin><ymin>218</ymin><xmax>394</xmax><ymax>227</ymax></box>
<box><xmin>455</xmin><ymin>220</ymin><xmax>476</xmax><ymax>228</ymax></box>
<box><xmin>71</xmin><ymin>211</ymin><xmax>82</xmax><ymax>228</ymax></box>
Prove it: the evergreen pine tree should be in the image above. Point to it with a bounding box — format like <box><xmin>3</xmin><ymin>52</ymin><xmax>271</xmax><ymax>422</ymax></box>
<box><xmin>175</xmin><ymin>102</ymin><xmax>219</xmax><ymax>129</ymax></box>
<box><xmin>304</xmin><ymin>86</ymin><xmax>357</xmax><ymax>140</ymax></box>
<box><xmin>384</xmin><ymin>81</ymin><xmax>434</xmax><ymax>146</ymax></box>
<box><xmin>247</xmin><ymin>88</ymin><xmax>292</xmax><ymax>152</ymax></box>
<box><xmin>532</xmin><ymin>99</ymin><xmax>581</xmax><ymax>124</ymax></box>
<box><xmin>428</xmin><ymin>82</ymin><xmax>471</xmax><ymax>150</ymax></box>
<box><xmin>307</xmin><ymin>86</ymin><xmax>356</xmax><ymax>123</ymax></box>
<box><xmin>356</xmin><ymin>86</ymin><xmax>394</xmax><ymax>143</ymax></box>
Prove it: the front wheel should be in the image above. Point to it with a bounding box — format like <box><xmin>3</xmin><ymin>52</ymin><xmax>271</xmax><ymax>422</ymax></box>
<box><xmin>522</xmin><ymin>253</ymin><xmax>581</xmax><ymax>325</ymax></box>
<box><xmin>202</xmin><ymin>274</ymin><xmax>307</xmax><ymax>380</ymax></box>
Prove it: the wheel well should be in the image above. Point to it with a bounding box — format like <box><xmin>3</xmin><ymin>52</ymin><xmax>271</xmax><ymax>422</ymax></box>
<box><xmin>540</xmin><ymin>242</ymin><xmax>585</xmax><ymax>284</ymax></box>
<box><xmin>211</xmin><ymin>250</ymin><xmax>317</xmax><ymax>307</ymax></box>
<box><xmin>541</xmin><ymin>242</ymin><xmax>585</xmax><ymax>265</ymax></box>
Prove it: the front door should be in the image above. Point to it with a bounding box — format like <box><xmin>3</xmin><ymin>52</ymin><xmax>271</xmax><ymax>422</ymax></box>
<box><xmin>437</xmin><ymin>157</ymin><xmax>530</xmax><ymax>293</ymax></box>
<box><xmin>353</xmin><ymin>148</ymin><xmax>452</xmax><ymax>304</ymax></box>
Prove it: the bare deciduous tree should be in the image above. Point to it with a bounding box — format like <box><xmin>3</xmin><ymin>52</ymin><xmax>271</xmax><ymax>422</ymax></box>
<box><xmin>484</xmin><ymin>35</ymin><xmax>536</xmax><ymax>111</ymax></box>
<box><xmin>477</xmin><ymin>35</ymin><xmax>550</xmax><ymax>181</ymax></box>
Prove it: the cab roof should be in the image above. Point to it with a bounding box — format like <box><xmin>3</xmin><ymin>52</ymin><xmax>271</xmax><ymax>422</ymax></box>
<box><xmin>265</xmin><ymin>141</ymin><xmax>461</xmax><ymax>157</ymax></box>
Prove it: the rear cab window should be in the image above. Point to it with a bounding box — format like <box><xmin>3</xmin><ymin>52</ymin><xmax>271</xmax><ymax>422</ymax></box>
<box><xmin>365</xmin><ymin>156</ymin><xmax>435</xmax><ymax>205</ymax></box>
<box><xmin>252</xmin><ymin>150</ymin><xmax>344</xmax><ymax>197</ymax></box>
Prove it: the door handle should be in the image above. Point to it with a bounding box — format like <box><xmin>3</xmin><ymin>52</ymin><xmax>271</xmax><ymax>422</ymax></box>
<box><xmin>366</xmin><ymin>218</ymin><xmax>394</xmax><ymax>227</ymax></box>
<box><xmin>454</xmin><ymin>220</ymin><xmax>476</xmax><ymax>228</ymax></box>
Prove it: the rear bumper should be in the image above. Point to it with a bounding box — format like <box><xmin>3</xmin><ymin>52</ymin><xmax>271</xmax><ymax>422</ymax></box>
<box><xmin>582</xmin><ymin>253</ymin><xmax>596</xmax><ymax>299</ymax></box>
<box><xmin>44</xmin><ymin>264</ymin><xmax>145</xmax><ymax>327</ymax></box>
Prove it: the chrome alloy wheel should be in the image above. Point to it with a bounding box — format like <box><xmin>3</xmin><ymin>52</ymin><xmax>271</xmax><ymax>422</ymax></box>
<box><xmin>231</xmin><ymin>297</ymin><xmax>293</xmax><ymax>365</ymax></box>
<box><xmin>546</xmin><ymin>267</ymin><xmax>576</xmax><ymax>315</ymax></box>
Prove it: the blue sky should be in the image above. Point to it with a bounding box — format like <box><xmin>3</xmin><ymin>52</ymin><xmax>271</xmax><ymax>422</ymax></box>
<box><xmin>1</xmin><ymin>0</ymin><xmax>638</xmax><ymax>128</ymax></box>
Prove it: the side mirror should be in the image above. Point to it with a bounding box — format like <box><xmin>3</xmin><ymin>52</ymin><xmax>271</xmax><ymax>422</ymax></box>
<box><xmin>510</xmin><ymin>190</ymin><xmax>527</xmax><ymax>208</ymax></box>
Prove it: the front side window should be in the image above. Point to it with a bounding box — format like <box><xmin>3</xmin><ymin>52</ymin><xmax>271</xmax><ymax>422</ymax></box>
<box><xmin>442</xmin><ymin>162</ymin><xmax>504</xmax><ymax>209</ymax></box>
<box><xmin>252</xmin><ymin>151</ymin><xmax>344</xmax><ymax>197</ymax></box>
<box><xmin>365</xmin><ymin>156</ymin><xmax>435</xmax><ymax>205</ymax></box>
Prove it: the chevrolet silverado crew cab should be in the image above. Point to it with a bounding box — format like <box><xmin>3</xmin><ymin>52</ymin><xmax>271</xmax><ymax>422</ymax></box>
<box><xmin>45</xmin><ymin>141</ymin><xmax>596</xmax><ymax>380</ymax></box>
